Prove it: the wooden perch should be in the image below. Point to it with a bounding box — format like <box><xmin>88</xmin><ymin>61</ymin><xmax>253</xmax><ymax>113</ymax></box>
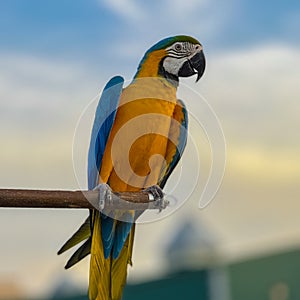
<box><xmin>0</xmin><ymin>188</ymin><xmax>167</xmax><ymax>211</ymax></box>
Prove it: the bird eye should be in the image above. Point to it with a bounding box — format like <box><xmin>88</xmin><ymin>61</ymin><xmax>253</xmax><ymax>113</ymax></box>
<box><xmin>195</xmin><ymin>44</ymin><xmax>202</xmax><ymax>51</ymax></box>
<box><xmin>174</xmin><ymin>43</ymin><xmax>182</xmax><ymax>51</ymax></box>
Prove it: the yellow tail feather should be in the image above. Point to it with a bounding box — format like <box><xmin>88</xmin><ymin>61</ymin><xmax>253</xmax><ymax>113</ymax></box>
<box><xmin>89</xmin><ymin>211</ymin><xmax>135</xmax><ymax>300</ymax></box>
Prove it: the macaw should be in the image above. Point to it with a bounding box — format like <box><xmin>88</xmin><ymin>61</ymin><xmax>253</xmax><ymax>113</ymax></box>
<box><xmin>58</xmin><ymin>35</ymin><xmax>205</xmax><ymax>300</ymax></box>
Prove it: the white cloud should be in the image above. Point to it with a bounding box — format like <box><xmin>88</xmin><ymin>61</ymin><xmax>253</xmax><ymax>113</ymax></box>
<box><xmin>163</xmin><ymin>0</ymin><xmax>209</xmax><ymax>20</ymax></box>
<box><xmin>100</xmin><ymin>0</ymin><xmax>210</xmax><ymax>23</ymax></box>
<box><xmin>198</xmin><ymin>43</ymin><xmax>300</xmax><ymax>147</ymax></box>
<box><xmin>0</xmin><ymin>52</ymin><xmax>105</xmax><ymax>189</ymax></box>
<box><xmin>0</xmin><ymin>53</ymin><xmax>96</xmax><ymax>111</ymax></box>
<box><xmin>100</xmin><ymin>0</ymin><xmax>146</xmax><ymax>21</ymax></box>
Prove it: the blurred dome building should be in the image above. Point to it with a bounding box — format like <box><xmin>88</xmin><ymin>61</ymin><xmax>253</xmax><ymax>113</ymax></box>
<box><xmin>165</xmin><ymin>219</ymin><xmax>221</xmax><ymax>272</ymax></box>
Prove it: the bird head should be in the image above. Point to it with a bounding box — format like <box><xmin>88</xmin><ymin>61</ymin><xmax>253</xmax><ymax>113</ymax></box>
<box><xmin>135</xmin><ymin>35</ymin><xmax>206</xmax><ymax>86</ymax></box>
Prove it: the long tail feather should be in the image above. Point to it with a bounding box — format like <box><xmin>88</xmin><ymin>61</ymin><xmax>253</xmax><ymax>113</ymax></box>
<box><xmin>58</xmin><ymin>217</ymin><xmax>90</xmax><ymax>255</ymax></box>
<box><xmin>65</xmin><ymin>238</ymin><xmax>91</xmax><ymax>269</ymax></box>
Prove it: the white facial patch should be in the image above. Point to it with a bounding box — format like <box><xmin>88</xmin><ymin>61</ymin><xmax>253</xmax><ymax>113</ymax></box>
<box><xmin>163</xmin><ymin>56</ymin><xmax>187</xmax><ymax>76</ymax></box>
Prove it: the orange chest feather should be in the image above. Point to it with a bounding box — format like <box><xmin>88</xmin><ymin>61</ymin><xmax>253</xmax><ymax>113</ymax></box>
<box><xmin>99</xmin><ymin>79</ymin><xmax>178</xmax><ymax>191</ymax></box>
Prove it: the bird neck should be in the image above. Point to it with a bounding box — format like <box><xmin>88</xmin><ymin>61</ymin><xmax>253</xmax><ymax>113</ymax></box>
<box><xmin>134</xmin><ymin>50</ymin><xmax>179</xmax><ymax>88</ymax></box>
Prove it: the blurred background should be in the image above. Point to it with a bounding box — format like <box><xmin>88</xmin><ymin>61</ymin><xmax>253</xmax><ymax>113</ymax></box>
<box><xmin>0</xmin><ymin>0</ymin><xmax>299</xmax><ymax>299</ymax></box>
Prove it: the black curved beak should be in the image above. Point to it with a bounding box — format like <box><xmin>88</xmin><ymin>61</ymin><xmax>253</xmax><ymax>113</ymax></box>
<box><xmin>178</xmin><ymin>50</ymin><xmax>206</xmax><ymax>82</ymax></box>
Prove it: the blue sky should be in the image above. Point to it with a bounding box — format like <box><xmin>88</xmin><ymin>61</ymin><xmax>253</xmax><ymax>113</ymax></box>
<box><xmin>1</xmin><ymin>0</ymin><xmax>299</xmax><ymax>66</ymax></box>
<box><xmin>0</xmin><ymin>1</ymin><xmax>299</xmax><ymax>298</ymax></box>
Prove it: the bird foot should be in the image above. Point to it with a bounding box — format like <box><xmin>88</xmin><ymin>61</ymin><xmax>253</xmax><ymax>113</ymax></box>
<box><xmin>93</xmin><ymin>183</ymin><xmax>112</xmax><ymax>211</ymax></box>
<box><xmin>145</xmin><ymin>185</ymin><xmax>169</xmax><ymax>212</ymax></box>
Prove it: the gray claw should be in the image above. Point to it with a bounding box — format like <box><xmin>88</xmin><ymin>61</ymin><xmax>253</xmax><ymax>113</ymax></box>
<box><xmin>93</xmin><ymin>183</ymin><xmax>112</xmax><ymax>211</ymax></box>
<box><xmin>145</xmin><ymin>185</ymin><xmax>168</xmax><ymax>211</ymax></box>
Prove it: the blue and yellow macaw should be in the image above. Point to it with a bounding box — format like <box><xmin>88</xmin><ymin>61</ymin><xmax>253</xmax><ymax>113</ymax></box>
<box><xmin>58</xmin><ymin>35</ymin><xmax>205</xmax><ymax>300</ymax></box>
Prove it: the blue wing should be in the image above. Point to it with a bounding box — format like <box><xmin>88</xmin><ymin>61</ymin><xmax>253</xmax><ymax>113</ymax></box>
<box><xmin>159</xmin><ymin>99</ymin><xmax>188</xmax><ymax>188</ymax></box>
<box><xmin>88</xmin><ymin>76</ymin><xmax>124</xmax><ymax>190</ymax></box>
<box><xmin>87</xmin><ymin>76</ymin><xmax>131</xmax><ymax>260</ymax></box>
